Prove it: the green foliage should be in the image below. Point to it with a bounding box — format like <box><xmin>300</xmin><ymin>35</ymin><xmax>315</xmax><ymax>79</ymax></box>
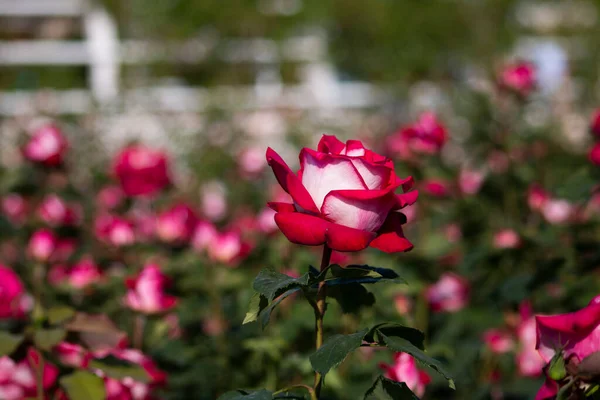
<box><xmin>0</xmin><ymin>332</ymin><xmax>23</xmax><ymax>356</ymax></box>
<box><xmin>60</xmin><ymin>371</ymin><xmax>106</xmax><ymax>400</ymax></box>
<box><xmin>364</xmin><ymin>376</ymin><xmax>419</xmax><ymax>400</ymax></box>
<box><xmin>309</xmin><ymin>329</ymin><xmax>369</xmax><ymax>376</ymax></box>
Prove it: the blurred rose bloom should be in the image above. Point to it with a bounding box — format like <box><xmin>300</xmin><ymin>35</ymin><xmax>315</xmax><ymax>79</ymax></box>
<box><xmin>541</xmin><ymin>198</ymin><xmax>574</xmax><ymax>225</ymax></box>
<box><xmin>113</xmin><ymin>145</ymin><xmax>171</xmax><ymax>197</ymax></box>
<box><xmin>425</xmin><ymin>273</ymin><xmax>470</xmax><ymax>313</ymax></box>
<box><xmin>394</xmin><ymin>294</ymin><xmax>413</xmax><ymax>316</ymax></box>
<box><xmin>155</xmin><ymin>203</ymin><xmax>198</xmax><ymax>245</ymax></box>
<box><xmin>207</xmin><ymin>230</ymin><xmax>251</xmax><ymax>266</ymax></box>
<box><xmin>516</xmin><ymin>302</ymin><xmax>544</xmax><ymax>378</ymax></box>
<box><xmin>125</xmin><ymin>263</ymin><xmax>177</xmax><ymax>315</ymax></box>
<box><xmin>589</xmin><ymin>142</ymin><xmax>600</xmax><ymax>166</ymax></box>
<box><xmin>68</xmin><ymin>258</ymin><xmax>104</xmax><ymax>289</ymax></box>
<box><xmin>38</xmin><ymin>194</ymin><xmax>80</xmax><ymax>227</ymax></box>
<box><xmin>238</xmin><ymin>146</ymin><xmax>266</xmax><ymax>177</ymax></box>
<box><xmin>422</xmin><ymin>179</ymin><xmax>451</xmax><ymax>198</ymax></box>
<box><xmin>97</xmin><ymin>185</ymin><xmax>125</xmax><ymax>210</ymax></box>
<box><xmin>28</xmin><ymin>228</ymin><xmax>57</xmax><ymax>262</ymax></box>
<box><xmin>95</xmin><ymin>214</ymin><xmax>136</xmax><ymax>247</ymax></box>
<box><xmin>380</xmin><ymin>353</ymin><xmax>431</xmax><ymax>397</ymax></box>
<box><xmin>54</xmin><ymin>342</ymin><xmax>91</xmax><ymax>368</ymax></box>
<box><xmin>1</xmin><ymin>194</ymin><xmax>27</xmax><ymax>226</ymax></box>
<box><xmin>388</xmin><ymin>112</ymin><xmax>448</xmax><ymax>159</ymax></box>
<box><xmin>0</xmin><ymin>265</ymin><xmax>32</xmax><ymax>319</ymax></box>
<box><xmin>499</xmin><ymin>62</ymin><xmax>536</xmax><ymax>97</ymax></box>
<box><xmin>0</xmin><ymin>349</ymin><xmax>59</xmax><ymax>399</ymax></box>
<box><xmin>483</xmin><ymin>329</ymin><xmax>514</xmax><ymax>354</ymax></box>
<box><xmin>590</xmin><ymin>108</ymin><xmax>600</xmax><ymax>138</ymax></box>
<box><xmin>458</xmin><ymin>168</ymin><xmax>485</xmax><ymax>195</ymax></box>
<box><xmin>200</xmin><ymin>181</ymin><xmax>228</xmax><ymax>222</ymax></box>
<box><xmin>493</xmin><ymin>229</ymin><xmax>521</xmax><ymax>249</ymax></box>
<box><xmin>22</xmin><ymin>124</ymin><xmax>68</xmax><ymax>167</ymax></box>
<box><xmin>528</xmin><ymin>184</ymin><xmax>549</xmax><ymax>212</ymax></box>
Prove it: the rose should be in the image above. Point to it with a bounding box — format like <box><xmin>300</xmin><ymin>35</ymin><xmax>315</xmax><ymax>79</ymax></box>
<box><xmin>387</xmin><ymin>112</ymin><xmax>447</xmax><ymax>159</ymax></box>
<box><xmin>425</xmin><ymin>273</ymin><xmax>470</xmax><ymax>313</ymax></box>
<box><xmin>499</xmin><ymin>62</ymin><xmax>536</xmax><ymax>97</ymax></box>
<box><xmin>379</xmin><ymin>353</ymin><xmax>431</xmax><ymax>397</ymax></box>
<box><xmin>95</xmin><ymin>214</ymin><xmax>136</xmax><ymax>247</ymax></box>
<box><xmin>37</xmin><ymin>194</ymin><xmax>80</xmax><ymax>227</ymax></box>
<box><xmin>534</xmin><ymin>295</ymin><xmax>600</xmax><ymax>399</ymax></box>
<box><xmin>68</xmin><ymin>257</ymin><xmax>104</xmax><ymax>289</ymax></box>
<box><xmin>483</xmin><ymin>329</ymin><xmax>514</xmax><ymax>354</ymax></box>
<box><xmin>155</xmin><ymin>203</ymin><xmax>198</xmax><ymax>245</ymax></box>
<box><xmin>590</xmin><ymin>109</ymin><xmax>600</xmax><ymax>138</ymax></box>
<box><xmin>97</xmin><ymin>185</ymin><xmax>125</xmax><ymax>210</ymax></box>
<box><xmin>27</xmin><ymin>228</ymin><xmax>57</xmax><ymax>262</ymax></box>
<box><xmin>528</xmin><ymin>184</ymin><xmax>549</xmax><ymax>212</ymax></box>
<box><xmin>207</xmin><ymin>230</ymin><xmax>251</xmax><ymax>266</ymax></box>
<box><xmin>54</xmin><ymin>342</ymin><xmax>91</xmax><ymax>368</ymax></box>
<box><xmin>22</xmin><ymin>124</ymin><xmax>68</xmax><ymax>167</ymax></box>
<box><xmin>113</xmin><ymin>145</ymin><xmax>171</xmax><ymax>197</ymax></box>
<box><xmin>493</xmin><ymin>229</ymin><xmax>521</xmax><ymax>249</ymax></box>
<box><xmin>590</xmin><ymin>142</ymin><xmax>600</xmax><ymax>166</ymax></box>
<box><xmin>1</xmin><ymin>194</ymin><xmax>27</xmax><ymax>226</ymax></box>
<box><xmin>422</xmin><ymin>179</ymin><xmax>451</xmax><ymax>198</ymax></box>
<box><xmin>458</xmin><ymin>168</ymin><xmax>485</xmax><ymax>195</ymax></box>
<box><xmin>0</xmin><ymin>265</ymin><xmax>31</xmax><ymax>319</ymax></box>
<box><xmin>125</xmin><ymin>264</ymin><xmax>177</xmax><ymax>315</ymax></box>
<box><xmin>266</xmin><ymin>135</ymin><xmax>417</xmax><ymax>252</ymax></box>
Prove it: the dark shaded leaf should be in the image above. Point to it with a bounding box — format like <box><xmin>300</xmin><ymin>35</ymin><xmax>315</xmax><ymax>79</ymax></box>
<box><xmin>309</xmin><ymin>329</ymin><xmax>368</xmax><ymax>376</ymax></box>
<box><xmin>60</xmin><ymin>371</ymin><xmax>106</xmax><ymax>400</ymax></box>
<box><xmin>217</xmin><ymin>389</ymin><xmax>273</xmax><ymax>400</ymax></box>
<box><xmin>0</xmin><ymin>332</ymin><xmax>23</xmax><ymax>356</ymax></box>
<box><xmin>364</xmin><ymin>323</ymin><xmax>425</xmax><ymax>349</ymax></box>
<box><xmin>259</xmin><ymin>288</ymin><xmax>299</xmax><ymax>329</ymax></box>
<box><xmin>253</xmin><ymin>269</ymin><xmax>310</xmax><ymax>301</ymax></box>
<box><xmin>364</xmin><ymin>375</ymin><xmax>419</xmax><ymax>400</ymax></box>
<box><xmin>328</xmin><ymin>283</ymin><xmax>375</xmax><ymax>314</ymax></box>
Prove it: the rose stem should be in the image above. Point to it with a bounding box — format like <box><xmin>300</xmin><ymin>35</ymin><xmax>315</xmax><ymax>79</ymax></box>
<box><xmin>313</xmin><ymin>244</ymin><xmax>332</xmax><ymax>398</ymax></box>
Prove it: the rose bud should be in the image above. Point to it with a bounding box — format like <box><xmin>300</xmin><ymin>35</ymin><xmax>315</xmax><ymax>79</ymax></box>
<box><xmin>590</xmin><ymin>109</ymin><xmax>600</xmax><ymax>139</ymax></box>
<box><xmin>22</xmin><ymin>124</ymin><xmax>68</xmax><ymax>167</ymax></box>
<box><xmin>499</xmin><ymin>62</ymin><xmax>536</xmax><ymax>97</ymax></box>
<box><xmin>97</xmin><ymin>185</ymin><xmax>125</xmax><ymax>210</ymax></box>
<box><xmin>1</xmin><ymin>193</ymin><xmax>28</xmax><ymax>226</ymax></box>
<box><xmin>493</xmin><ymin>229</ymin><xmax>521</xmax><ymax>249</ymax></box>
<box><xmin>528</xmin><ymin>184</ymin><xmax>549</xmax><ymax>212</ymax></box>
<box><xmin>379</xmin><ymin>353</ymin><xmax>431</xmax><ymax>397</ymax></box>
<box><xmin>125</xmin><ymin>264</ymin><xmax>177</xmax><ymax>315</ymax></box>
<box><xmin>113</xmin><ymin>145</ymin><xmax>171</xmax><ymax>197</ymax></box>
<box><xmin>266</xmin><ymin>135</ymin><xmax>417</xmax><ymax>252</ymax></box>
<box><xmin>207</xmin><ymin>230</ymin><xmax>251</xmax><ymax>266</ymax></box>
<box><xmin>27</xmin><ymin>228</ymin><xmax>57</xmax><ymax>262</ymax></box>
<box><xmin>0</xmin><ymin>265</ymin><xmax>32</xmax><ymax>319</ymax></box>
<box><xmin>68</xmin><ymin>258</ymin><xmax>103</xmax><ymax>289</ymax></box>
<box><xmin>458</xmin><ymin>168</ymin><xmax>485</xmax><ymax>195</ymax></box>
<box><xmin>54</xmin><ymin>342</ymin><xmax>91</xmax><ymax>368</ymax></box>
<box><xmin>590</xmin><ymin>142</ymin><xmax>600</xmax><ymax>166</ymax></box>
<box><xmin>155</xmin><ymin>203</ymin><xmax>198</xmax><ymax>245</ymax></box>
<box><xmin>483</xmin><ymin>329</ymin><xmax>514</xmax><ymax>354</ymax></box>
<box><xmin>387</xmin><ymin>112</ymin><xmax>448</xmax><ymax>159</ymax></box>
<box><xmin>425</xmin><ymin>273</ymin><xmax>470</xmax><ymax>313</ymax></box>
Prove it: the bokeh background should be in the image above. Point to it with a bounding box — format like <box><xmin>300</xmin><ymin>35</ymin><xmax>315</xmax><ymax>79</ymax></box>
<box><xmin>2</xmin><ymin>1</ymin><xmax>600</xmax><ymax>399</ymax></box>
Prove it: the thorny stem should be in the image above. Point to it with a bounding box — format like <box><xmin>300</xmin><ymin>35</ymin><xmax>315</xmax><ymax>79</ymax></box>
<box><xmin>274</xmin><ymin>384</ymin><xmax>318</xmax><ymax>400</ymax></box>
<box><xmin>313</xmin><ymin>244</ymin><xmax>332</xmax><ymax>398</ymax></box>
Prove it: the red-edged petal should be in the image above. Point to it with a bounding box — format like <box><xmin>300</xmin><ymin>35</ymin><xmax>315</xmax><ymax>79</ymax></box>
<box><xmin>395</xmin><ymin>190</ymin><xmax>419</xmax><ymax>208</ymax></box>
<box><xmin>322</xmin><ymin>190</ymin><xmax>396</xmax><ymax>232</ymax></box>
<box><xmin>274</xmin><ymin>212</ymin><xmax>328</xmax><ymax>246</ymax></box>
<box><xmin>349</xmin><ymin>157</ymin><xmax>392</xmax><ymax>190</ymax></box>
<box><xmin>534</xmin><ymin>379</ymin><xmax>558</xmax><ymax>400</ymax></box>
<box><xmin>266</xmin><ymin>148</ymin><xmax>319</xmax><ymax>213</ymax></box>
<box><xmin>317</xmin><ymin>135</ymin><xmax>345</xmax><ymax>154</ymax></box>
<box><xmin>300</xmin><ymin>148</ymin><xmax>367</xmax><ymax>209</ymax></box>
<box><xmin>325</xmin><ymin>222</ymin><xmax>376</xmax><ymax>252</ymax></box>
<box><xmin>343</xmin><ymin>140</ymin><xmax>366</xmax><ymax>157</ymax></box>
<box><xmin>267</xmin><ymin>202</ymin><xmax>296</xmax><ymax>212</ymax></box>
<box><xmin>369</xmin><ymin>212</ymin><xmax>413</xmax><ymax>253</ymax></box>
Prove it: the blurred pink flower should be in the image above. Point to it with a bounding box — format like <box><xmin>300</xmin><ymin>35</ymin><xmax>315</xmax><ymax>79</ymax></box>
<box><xmin>69</xmin><ymin>258</ymin><xmax>104</xmax><ymax>289</ymax></box>
<box><xmin>37</xmin><ymin>194</ymin><xmax>80</xmax><ymax>227</ymax></box>
<box><xmin>499</xmin><ymin>62</ymin><xmax>536</xmax><ymax>97</ymax></box>
<box><xmin>22</xmin><ymin>124</ymin><xmax>68</xmax><ymax>167</ymax></box>
<box><xmin>528</xmin><ymin>184</ymin><xmax>549</xmax><ymax>212</ymax></box>
<box><xmin>1</xmin><ymin>194</ymin><xmax>27</xmax><ymax>226</ymax></box>
<box><xmin>394</xmin><ymin>294</ymin><xmax>413</xmax><ymax>316</ymax></box>
<box><xmin>388</xmin><ymin>112</ymin><xmax>448</xmax><ymax>159</ymax></box>
<box><xmin>54</xmin><ymin>342</ymin><xmax>91</xmax><ymax>368</ymax></box>
<box><xmin>238</xmin><ymin>146</ymin><xmax>266</xmax><ymax>177</ymax></box>
<box><xmin>97</xmin><ymin>185</ymin><xmax>125</xmax><ymax>210</ymax></box>
<box><xmin>113</xmin><ymin>145</ymin><xmax>171</xmax><ymax>197</ymax></box>
<box><xmin>516</xmin><ymin>302</ymin><xmax>545</xmax><ymax>377</ymax></box>
<box><xmin>493</xmin><ymin>229</ymin><xmax>521</xmax><ymax>249</ymax></box>
<box><xmin>28</xmin><ymin>228</ymin><xmax>57</xmax><ymax>262</ymax></box>
<box><xmin>256</xmin><ymin>207</ymin><xmax>278</xmax><ymax>234</ymax></box>
<box><xmin>155</xmin><ymin>203</ymin><xmax>198</xmax><ymax>245</ymax></box>
<box><xmin>541</xmin><ymin>198</ymin><xmax>574</xmax><ymax>225</ymax></box>
<box><xmin>589</xmin><ymin>142</ymin><xmax>600</xmax><ymax>166</ymax></box>
<box><xmin>483</xmin><ymin>329</ymin><xmax>514</xmax><ymax>354</ymax></box>
<box><xmin>444</xmin><ymin>224</ymin><xmax>462</xmax><ymax>243</ymax></box>
<box><xmin>200</xmin><ymin>181</ymin><xmax>228</xmax><ymax>222</ymax></box>
<box><xmin>380</xmin><ymin>353</ymin><xmax>431</xmax><ymax>397</ymax></box>
<box><xmin>422</xmin><ymin>179</ymin><xmax>451</xmax><ymax>198</ymax></box>
<box><xmin>487</xmin><ymin>151</ymin><xmax>510</xmax><ymax>174</ymax></box>
<box><xmin>0</xmin><ymin>265</ymin><xmax>32</xmax><ymax>319</ymax></box>
<box><xmin>95</xmin><ymin>214</ymin><xmax>136</xmax><ymax>247</ymax></box>
<box><xmin>125</xmin><ymin>264</ymin><xmax>177</xmax><ymax>315</ymax></box>
<box><xmin>590</xmin><ymin>108</ymin><xmax>600</xmax><ymax>138</ymax></box>
<box><xmin>207</xmin><ymin>230</ymin><xmax>251</xmax><ymax>266</ymax></box>
<box><xmin>458</xmin><ymin>168</ymin><xmax>485</xmax><ymax>195</ymax></box>
<box><xmin>191</xmin><ymin>220</ymin><xmax>218</xmax><ymax>253</ymax></box>
<box><xmin>425</xmin><ymin>273</ymin><xmax>470</xmax><ymax>313</ymax></box>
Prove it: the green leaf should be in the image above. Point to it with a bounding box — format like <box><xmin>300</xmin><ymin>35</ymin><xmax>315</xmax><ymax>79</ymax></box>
<box><xmin>34</xmin><ymin>328</ymin><xmax>66</xmax><ymax>351</ymax></box>
<box><xmin>365</xmin><ymin>323</ymin><xmax>425</xmax><ymax>349</ymax></box>
<box><xmin>327</xmin><ymin>283</ymin><xmax>375</xmax><ymax>314</ymax></box>
<box><xmin>89</xmin><ymin>359</ymin><xmax>151</xmax><ymax>383</ymax></box>
<box><xmin>379</xmin><ymin>333</ymin><xmax>455</xmax><ymax>389</ymax></box>
<box><xmin>309</xmin><ymin>329</ymin><xmax>368</xmax><ymax>376</ymax></box>
<box><xmin>47</xmin><ymin>306</ymin><xmax>76</xmax><ymax>325</ymax></box>
<box><xmin>0</xmin><ymin>332</ymin><xmax>23</xmax><ymax>356</ymax></box>
<box><xmin>253</xmin><ymin>269</ymin><xmax>310</xmax><ymax>301</ymax></box>
<box><xmin>323</xmin><ymin>264</ymin><xmax>405</xmax><ymax>286</ymax></box>
<box><xmin>60</xmin><ymin>371</ymin><xmax>106</xmax><ymax>400</ymax></box>
<box><xmin>259</xmin><ymin>289</ymin><xmax>299</xmax><ymax>329</ymax></box>
<box><xmin>217</xmin><ymin>389</ymin><xmax>273</xmax><ymax>400</ymax></box>
<box><xmin>243</xmin><ymin>293</ymin><xmax>269</xmax><ymax>325</ymax></box>
<box><xmin>364</xmin><ymin>375</ymin><xmax>419</xmax><ymax>400</ymax></box>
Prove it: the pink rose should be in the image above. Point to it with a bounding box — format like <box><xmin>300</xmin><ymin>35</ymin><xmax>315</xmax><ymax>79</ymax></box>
<box><xmin>541</xmin><ymin>198</ymin><xmax>574</xmax><ymax>225</ymax></box>
<box><xmin>266</xmin><ymin>135</ymin><xmax>417</xmax><ymax>252</ymax></box>
<box><xmin>97</xmin><ymin>185</ymin><xmax>125</xmax><ymax>210</ymax></box>
<box><xmin>483</xmin><ymin>329</ymin><xmax>514</xmax><ymax>354</ymax></box>
<box><xmin>388</xmin><ymin>112</ymin><xmax>448</xmax><ymax>159</ymax></box>
<box><xmin>200</xmin><ymin>181</ymin><xmax>228</xmax><ymax>222</ymax></box>
<box><xmin>458</xmin><ymin>168</ymin><xmax>485</xmax><ymax>195</ymax></box>
<box><xmin>423</xmin><ymin>179</ymin><xmax>451</xmax><ymax>198</ymax></box>
<box><xmin>425</xmin><ymin>273</ymin><xmax>470</xmax><ymax>313</ymax></box>
<box><xmin>207</xmin><ymin>230</ymin><xmax>251</xmax><ymax>266</ymax></box>
<box><xmin>22</xmin><ymin>124</ymin><xmax>68</xmax><ymax>167</ymax></box>
<box><xmin>125</xmin><ymin>264</ymin><xmax>177</xmax><ymax>315</ymax></box>
<box><xmin>68</xmin><ymin>258</ymin><xmax>103</xmax><ymax>289</ymax></box>
<box><xmin>155</xmin><ymin>203</ymin><xmax>198</xmax><ymax>245</ymax></box>
<box><xmin>0</xmin><ymin>265</ymin><xmax>31</xmax><ymax>319</ymax></box>
<box><xmin>28</xmin><ymin>228</ymin><xmax>57</xmax><ymax>262</ymax></box>
<box><xmin>13</xmin><ymin>349</ymin><xmax>59</xmax><ymax>398</ymax></box>
<box><xmin>499</xmin><ymin>62</ymin><xmax>536</xmax><ymax>97</ymax></box>
<box><xmin>589</xmin><ymin>142</ymin><xmax>600</xmax><ymax>166</ymax></box>
<box><xmin>493</xmin><ymin>229</ymin><xmax>521</xmax><ymax>249</ymax></box>
<box><xmin>1</xmin><ymin>194</ymin><xmax>27</xmax><ymax>226</ymax></box>
<box><xmin>380</xmin><ymin>353</ymin><xmax>431</xmax><ymax>397</ymax></box>
<box><xmin>394</xmin><ymin>294</ymin><xmax>413</xmax><ymax>316</ymax></box>
<box><xmin>37</xmin><ymin>194</ymin><xmax>80</xmax><ymax>227</ymax></box>
<box><xmin>54</xmin><ymin>342</ymin><xmax>91</xmax><ymax>368</ymax></box>
<box><xmin>191</xmin><ymin>220</ymin><xmax>218</xmax><ymax>253</ymax></box>
<box><xmin>113</xmin><ymin>145</ymin><xmax>171</xmax><ymax>197</ymax></box>
<box><xmin>517</xmin><ymin>303</ymin><xmax>545</xmax><ymax>377</ymax></box>
<box><xmin>95</xmin><ymin>214</ymin><xmax>136</xmax><ymax>247</ymax></box>
<box><xmin>528</xmin><ymin>184</ymin><xmax>549</xmax><ymax>212</ymax></box>
<box><xmin>238</xmin><ymin>146</ymin><xmax>266</xmax><ymax>177</ymax></box>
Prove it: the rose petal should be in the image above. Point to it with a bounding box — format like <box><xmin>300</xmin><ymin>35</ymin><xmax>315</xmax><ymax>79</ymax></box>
<box><xmin>369</xmin><ymin>212</ymin><xmax>413</xmax><ymax>253</ymax></box>
<box><xmin>325</xmin><ymin>222</ymin><xmax>376</xmax><ymax>252</ymax></box>
<box><xmin>274</xmin><ymin>212</ymin><xmax>328</xmax><ymax>246</ymax></box>
<box><xmin>395</xmin><ymin>190</ymin><xmax>419</xmax><ymax>208</ymax></box>
<box><xmin>317</xmin><ymin>135</ymin><xmax>345</xmax><ymax>154</ymax></box>
<box><xmin>266</xmin><ymin>148</ymin><xmax>319</xmax><ymax>213</ymax></box>
<box><xmin>322</xmin><ymin>190</ymin><xmax>395</xmax><ymax>232</ymax></box>
<box><xmin>267</xmin><ymin>202</ymin><xmax>296</xmax><ymax>212</ymax></box>
<box><xmin>349</xmin><ymin>157</ymin><xmax>392</xmax><ymax>190</ymax></box>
